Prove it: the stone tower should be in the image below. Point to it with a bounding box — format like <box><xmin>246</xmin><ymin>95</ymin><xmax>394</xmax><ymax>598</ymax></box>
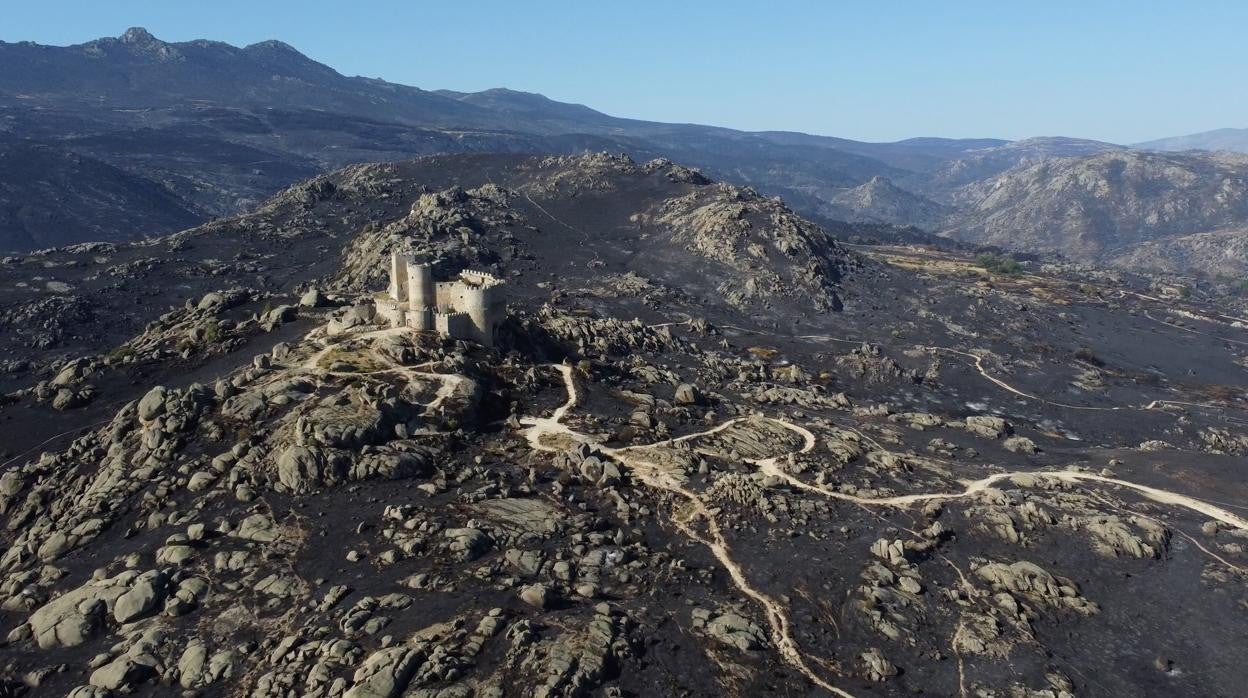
<box><xmin>406</xmin><ymin>261</ymin><xmax>435</xmax><ymax>330</ymax></box>
<box><xmin>407</xmin><ymin>262</ymin><xmax>434</xmax><ymax>310</ymax></box>
<box><xmin>388</xmin><ymin>251</ymin><xmax>410</xmax><ymax>300</ymax></box>
<box><xmin>455</xmin><ymin>271</ymin><xmax>506</xmax><ymax>346</ymax></box>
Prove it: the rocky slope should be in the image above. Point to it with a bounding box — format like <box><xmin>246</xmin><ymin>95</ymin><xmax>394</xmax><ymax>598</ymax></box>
<box><xmin>825</xmin><ymin>176</ymin><xmax>951</xmax><ymax>229</ymax></box>
<box><xmin>1</xmin><ymin>154</ymin><xmax>1248</xmax><ymax>696</ymax></box>
<box><xmin>0</xmin><ymin>137</ymin><xmax>204</xmax><ymax>249</ymax></box>
<box><xmin>915</xmin><ymin>137</ymin><xmax>1124</xmax><ymax>197</ymax></box>
<box><xmin>943</xmin><ymin>149</ymin><xmax>1248</xmax><ymax>262</ymax></box>
<box><xmin>1110</xmin><ymin>226</ymin><xmax>1248</xmax><ymax>277</ymax></box>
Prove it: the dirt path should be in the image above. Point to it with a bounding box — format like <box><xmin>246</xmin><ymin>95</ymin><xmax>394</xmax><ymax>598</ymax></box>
<box><xmin>516</xmin><ymin>364</ymin><xmax>857</xmax><ymax>695</ymax></box>
<box><xmin>281</xmin><ymin>322</ymin><xmax>1246</xmax><ymax>694</ymax></box>
<box><xmin>729</xmin><ymin>318</ymin><xmax>1241</xmax><ymax>415</ymax></box>
<box><xmin>289</xmin><ymin>325</ymin><xmax>472</xmax><ymax>417</ymax></box>
<box><xmin>518</xmin><ymin>361</ymin><xmax>1248</xmax><ymax>696</ymax></box>
<box><xmin>1121</xmin><ymin>289</ymin><xmax>1248</xmax><ymax>328</ymax></box>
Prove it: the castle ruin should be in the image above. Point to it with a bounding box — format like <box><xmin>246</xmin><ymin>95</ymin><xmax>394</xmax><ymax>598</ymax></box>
<box><xmin>376</xmin><ymin>251</ymin><xmax>506</xmax><ymax>346</ymax></box>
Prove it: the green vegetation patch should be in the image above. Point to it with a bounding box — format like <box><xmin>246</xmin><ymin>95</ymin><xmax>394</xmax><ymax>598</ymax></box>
<box><xmin>976</xmin><ymin>254</ymin><xmax>1023</xmax><ymax>275</ymax></box>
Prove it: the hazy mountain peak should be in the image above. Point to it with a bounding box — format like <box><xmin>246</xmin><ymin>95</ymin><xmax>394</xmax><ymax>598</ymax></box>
<box><xmin>240</xmin><ymin>38</ymin><xmax>335</xmax><ymax>75</ymax></box>
<box><xmin>244</xmin><ymin>39</ymin><xmax>304</xmax><ymax>54</ymax></box>
<box><xmin>1135</xmin><ymin>127</ymin><xmax>1248</xmax><ymax>154</ymax></box>
<box><xmin>119</xmin><ymin>26</ymin><xmax>160</xmax><ymax>46</ymax></box>
<box><xmin>449</xmin><ymin>87</ymin><xmax>607</xmax><ymax>120</ymax></box>
<box><xmin>995</xmin><ymin>136</ymin><xmax>1124</xmax><ymax>154</ymax></box>
<box><xmin>829</xmin><ymin>174</ymin><xmax>950</xmax><ymax>228</ymax></box>
<box><xmin>849</xmin><ymin>175</ymin><xmax>916</xmax><ymax>204</ymax></box>
<box><xmin>80</xmin><ymin>26</ymin><xmax>184</xmax><ymax>62</ymax></box>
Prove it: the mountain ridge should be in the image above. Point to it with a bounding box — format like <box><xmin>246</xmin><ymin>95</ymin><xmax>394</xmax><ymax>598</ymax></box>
<box><xmin>1134</xmin><ymin>127</ymin><xmax>1248</xmax><ymax>153</ymax></box>
<box><xmin>3</xmin><ymin>27</ymin><xmax>1248</xmax><ymax>278</ymax></box>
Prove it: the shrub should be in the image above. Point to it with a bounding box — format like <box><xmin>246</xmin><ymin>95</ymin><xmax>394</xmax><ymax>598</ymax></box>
<box><xmin>1074</xmin><ymin>346</ymin><xmax>1104</xmax><ymax>367</ymax></box>
<box><xmin>976</xmin><ymin>254</ymin><xmax>1023</xmax><ymax>275</ymax></box>
<box><xmin>203</xmin><ymin>323</ymin><xmax>222</xmax><ymax>344</ymax></box>
<box><xmin>107</xmin><ymin>345</ymin><xmax>135</xmax><ymax>362</ymax></box>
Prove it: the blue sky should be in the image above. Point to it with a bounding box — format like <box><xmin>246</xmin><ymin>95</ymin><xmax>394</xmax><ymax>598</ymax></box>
<box><xmin>4</xmin><ymin>1</ymin><xmax>1244</xmax><ymax>143</ymax></box>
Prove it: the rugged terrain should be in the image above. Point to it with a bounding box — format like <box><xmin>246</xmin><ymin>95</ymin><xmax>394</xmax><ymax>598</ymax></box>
<box><xmin>9</xmin><ymin>29</ymin><xmax>1248</xmax><ymax>278</ymax></box>
<box><xmin>0</xmin><ymin>153</ymin><xmax>1247</xmax><ymax>697</ymax></box>
<box><xmin>1113</xmin><ymin>226</ymin><xmax>1248</xmax><ymax>277</ymax></box>
<box><xmin>944</xmin><ymin>149</ymin><xmax>1248</xmax><ymax>269</ymax></box>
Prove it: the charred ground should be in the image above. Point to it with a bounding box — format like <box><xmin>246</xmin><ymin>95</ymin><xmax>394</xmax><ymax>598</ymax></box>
<box><xmin>0</xmin><ymin>154</ymin><xmax>1247</xmax><ymax>697</ymax></box>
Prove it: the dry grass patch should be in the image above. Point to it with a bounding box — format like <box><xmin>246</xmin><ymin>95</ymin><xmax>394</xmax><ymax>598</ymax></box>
<box><xmin>316</xmin><ymin>345</ymin><xmax>386</xmax><ymax>373</ymax></box>
<box><xmin>747</xmin><ymin>346</ymin><xmax>780</xmax><ymax>361</ymax></box>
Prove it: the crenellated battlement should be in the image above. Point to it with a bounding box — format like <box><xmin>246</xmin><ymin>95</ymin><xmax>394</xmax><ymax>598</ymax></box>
<box><xmin>376</xmin><ymin>251</ymin><xmax>506</xmax><ymax>346</ymax></box>
<box><xmin>457</xmin><ymin>270</ymin><xmax>504</xmax><ymax>288</ymax></box>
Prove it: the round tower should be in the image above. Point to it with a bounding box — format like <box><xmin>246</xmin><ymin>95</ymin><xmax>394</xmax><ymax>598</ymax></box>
<box><xmin>456</xmin><ymin>273</ymin><xmax>505</xmax><ymax>346</ymax></box>
<box><xmin>458</xmin><ymin>284</ymin><xmax>489</xmax><ymax>345</ymax></box>
<box><xmin>407</xmin><ymin>260</ymin><xmax>435</xmax><ymax>311</ymax></box>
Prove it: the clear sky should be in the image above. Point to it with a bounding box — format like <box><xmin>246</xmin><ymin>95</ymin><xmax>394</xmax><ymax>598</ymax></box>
<box><xmin>3</xmin><ymin>0</ymin><xmax>1244</xmax><ymax>144</ymax></box>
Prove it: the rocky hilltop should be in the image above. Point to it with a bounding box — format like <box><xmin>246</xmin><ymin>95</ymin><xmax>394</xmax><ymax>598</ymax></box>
<box><xmin>0</xmin><ymin>153</ymin><xmax>1247</xmax><ymax>696</ymax></box>
<box><xmin>916</xmin><ymin>137</ymin><xmax>1124</xmax><ymax>196</ymax></box>
<box><xmin>826</xmin><ymin>176</ymin><xmax>951</xmax><ymax>229</ymax></box>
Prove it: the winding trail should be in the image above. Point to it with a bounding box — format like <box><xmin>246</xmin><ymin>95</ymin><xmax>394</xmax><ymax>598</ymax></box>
<box><xmin>0</xmin><ymin>419</ymin><xmax>113</xmax><ymax>469</ymax></box>
<box><xmin>736</xmin><ymin>319</ymin><xmax>1242</xmax><ymax>415</ymax></box>
<box><xmin>928</xmin><ymin>347</ymin><xmax>1130</xmax><ymax>412</ymax></box>
<box><xmin>931</xmin><ymin>346</ymin><xmax>1238</xmax><ymax>414</ymax></box>
<box><xmin>518</xmin><ymin>361</ymin><xmax>1248</xmax><ymax>695</ymax></box>
<box><xmin>1120</xmin><ymin>289</ymin><xmax>1248</xmax><ymax>328</ymax></box>
<box><xmin>519</xmin><ymin>364</ymin><xmax>857</xmax><ymax>697</ymax></box>
<box><xmin>266</xmin><ymin>323</ymin><xmax>1246</xmax><ymax>694</ymax></box>
<box><xmin>1141</xmin><ymin>308</ymin><xmax>1248</xmax><ymax>348</ymax></box>
<box><xmin>518</xmin><ymin>187</ymin><xmax>604</xmax><ymax>269</ymax></box>
<box><xmin>796</xmin><ymin>338</ymin><xmax>1233</xmax><ymax>415</ymax></box>
<box><xmin>294</xmin><ymin>326</ymin><xmax>472</xmax><ymax>416</ymax></box>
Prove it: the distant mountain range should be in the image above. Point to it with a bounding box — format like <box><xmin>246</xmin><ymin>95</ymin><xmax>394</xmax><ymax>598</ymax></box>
<box><xmin>1134</xmin><ymin>128</ymin><xmax>1248</xmax><ymax>154</ymax></box>
<box><xmin>2</xmin><ymin>27</ymin><xmax>1248</xmax><ymax>276</ymax></box>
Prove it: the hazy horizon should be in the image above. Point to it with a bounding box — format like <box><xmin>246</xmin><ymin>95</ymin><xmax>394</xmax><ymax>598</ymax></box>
<box><xmin>5</xmin><ymin>0</ymin><xmax>1246</xmax><ymax>144</ymax></box>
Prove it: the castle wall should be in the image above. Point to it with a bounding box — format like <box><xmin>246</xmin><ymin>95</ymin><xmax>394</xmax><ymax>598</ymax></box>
<box><xmin>434</xmin><ymin>311</ymin><xmax>474</xmax><ymax>342</ymax></box>
<box><xmin>454</xmin><ymin>285</ymin><xmax>493</xmax><ymax>346</ymax></box>
<box><xmin>434</xmin><ymin>281</ymin><xmax>460</xmax><ymax>311</ymax></box>
<box><xmin>388</xmin><ymin>251</ymin><xmax>409</xmax><ymax>301</ymax></box>
<box><xmin>375</xmin><ymin>297</ymin><xmax>404</xmax><ymax>327</ymax></box>
<box><xmin>484</xmin><ymin>284</ymin><xmax>506</xmax><ymax>341</ymax></box>
<box><xmin>458</xmin><ymin>271</ymin><xmax>502</xmax><ymax>286</ymax></box>
<box><xmin>458</xmin><ymin>272</ymin><xmax>505</xmax><ymax>346</ymax></box>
